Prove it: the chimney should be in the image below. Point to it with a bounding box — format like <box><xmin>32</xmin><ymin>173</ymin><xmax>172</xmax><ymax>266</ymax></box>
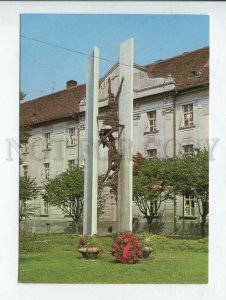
<box><xmin>66</xmin><ymin>80</ymin><xmax>77</xmax><ymax>89</ymax></box>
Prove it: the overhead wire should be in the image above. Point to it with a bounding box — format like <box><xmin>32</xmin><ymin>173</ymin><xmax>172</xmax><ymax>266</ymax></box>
<box><xmin>20</xmin><ymin>34</ymin><xmax>133</xmax><ymax>68</ymax></box>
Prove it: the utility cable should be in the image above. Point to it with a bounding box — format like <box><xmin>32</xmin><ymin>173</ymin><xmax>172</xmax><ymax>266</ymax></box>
<box><xmin>21</xmin><ymin>35</ymin><xmax>133</xmax><ymax>68</ymax></box>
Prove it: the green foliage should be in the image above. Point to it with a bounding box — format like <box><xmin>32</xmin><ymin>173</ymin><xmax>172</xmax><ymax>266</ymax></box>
<box><xmin>19</xmin><ymin>176</ymin><xmax>38</xmax><ymax>223</ymax></box>
<box><xmin>79</xmin><ymin>234</ymin><xmax>103</xmax><ymax>250</ymax></box>
<box><xmin>20</xmin><ymin>122</ymin><xmax>32</xmax><ymax>147</ymax></box>
<box><xmin>165</xmin><ymin>149</ymin><xmax>209</xmax><ymax>237</ymax></box>
<box><xmin>97</xmin><ymin>175</ymin><xmax>108</xmax><ymax>218</ymax></box>
<box><xmin>164</xmin><ymin>149</ymin><xmax>209</xmax><ymax>199</ymax></box>
<box><xmin>19</xmin><ymin>233</ymin><xmax>208</xmax><ymax>283</ymax></box>
<box><xmin>19</xmin><ymin>233</ymin><xmax>51</xmax><ymax>253</ymax></box>
<box><xmin>148</xmin><ymin>234</ymin><xmax>208</xmax><ymax>253</ymax></box>
<box><xmin>42</xmin><ymin>166</ymin><xmax>84</xmax><ymax>228</ymax></box>
<box><xmin>133</xmin><ymin>149</ymin><xmax>209</xmax><ymax>237</ymax></box>
<box><xmin>42</xmin><ymin>167</ymin><xmax>107</xmax><ymax>231</ymax></box>
<box><xmin>20</xmin><ymin>91</ymin><xmax>32</xmax><ymax>147</ymax></box>
<box><xmin>133</xmin><ymin>156</ymin><xmax>173</xmax><ymax>232</ymax></box>
<box><xmin>135</xmin><ymin>232</ymin><xmax>153</xmax><ymax>247</ymax></box>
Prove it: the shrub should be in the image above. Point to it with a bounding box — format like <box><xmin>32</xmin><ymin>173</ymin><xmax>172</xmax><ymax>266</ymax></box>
<box><xmin>19</xmin><ymin>233</ymin><xmax>51</xmax><ymax>253</ymax></box>
<box><xmin>111</xmin><ymin>231</ymin><xmax>143</xmax><ymax>264</ymax></box>
<box><xmin>78</xmin><ymin>234</ymin><xmax>102</xmax><ymax>250</ymax></box>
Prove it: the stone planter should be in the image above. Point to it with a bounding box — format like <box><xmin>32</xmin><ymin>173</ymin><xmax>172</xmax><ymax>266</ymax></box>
<box><xmin>78</xmin><ymin>247</ymin><xmax>100</xmax><ymax>260</ymax></box>
<box><xmin>142</xmin><ymin>246</ymin><xmax>153</xmax><ymax>258</ymax></box>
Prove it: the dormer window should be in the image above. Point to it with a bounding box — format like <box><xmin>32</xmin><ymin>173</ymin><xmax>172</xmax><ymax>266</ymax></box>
<box><xmin>191</xmin><ymin>70</ymin><xmax>200</xmax><ymax>76</ymax></box>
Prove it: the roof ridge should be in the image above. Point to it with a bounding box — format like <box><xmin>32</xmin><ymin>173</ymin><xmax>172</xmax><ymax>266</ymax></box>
<box><xmin>21</xmin><ymin>83</ymin><xmax>85</xmax><ymax>105</ymax></box>
<box><xmin>144</xmin><ymin>46</ymin><xmax>209</xmax><ymax>68</ymax></box>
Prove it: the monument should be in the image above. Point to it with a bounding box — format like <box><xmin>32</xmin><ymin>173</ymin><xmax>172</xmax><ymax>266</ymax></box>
<box><xmin>83</xmin><ymin>46</ymin><xmax>99</xmax><ymax>235</ymax></box>
<box><xmin>117</xmin><ymin>38</ymin><xmax>134</xmax><ymax>232</ymax></box>
<box><xmin>83</xmin><ymin>38</ymin><xmax>134</xmax><ymax>234</ymax></box>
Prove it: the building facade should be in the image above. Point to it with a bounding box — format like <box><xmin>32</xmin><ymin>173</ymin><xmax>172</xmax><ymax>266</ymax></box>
<box><xmin>20</xmin><ymin>47</ymin><xmax>209</xmax><ymax>235</ymax></box>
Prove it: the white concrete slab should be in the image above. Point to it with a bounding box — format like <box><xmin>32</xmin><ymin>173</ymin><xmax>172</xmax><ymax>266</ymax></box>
<box><xmin>117</xmin><ymin>38</ymin><xmax>134</xmax><ymax>232</ymax></box>
<box><xmin>83</xmin><ymin>46</ymin><xmax>99</xmax><ymax>235</ymax></box>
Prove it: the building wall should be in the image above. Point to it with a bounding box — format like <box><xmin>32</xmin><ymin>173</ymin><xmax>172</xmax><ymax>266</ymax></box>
<box><xmin>20</xmin><ymin>86</ymin><xmax>209</xmax><ymax>235</ymax></box>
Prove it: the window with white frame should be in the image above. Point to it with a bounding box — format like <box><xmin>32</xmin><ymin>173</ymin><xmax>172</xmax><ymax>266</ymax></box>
<box><xmin>68</xmin><ymin>159</ymin><xmax>75</xmax><ymax>168</ymax></box>
<box><xmin>147</xmin><ymin>111</ymin><xmax>157</xmax><ymax>132</ymax></box>
<box><xmin>44</xmin><ymin>132</ymin><xmax>51</xmax><ymax>149</ymax></box>
<box><xmin>23</xmin><ymin>165</ymin><xmax>28</xmax><ymax>179</ymax></box>
<box><xmin>183</xmin><ymin>104</ymin><xmax>193</xmax><ymax>126</ymax></box>
<box><xmin>43</xmin><ymin>201</ymin><xmax>49</xmax><ymax>215</ymax></box>
<box><xmin>183</xmin><ymin>144</ymin><xmax>193</xmax><ymax>155</ymax></box>
<box><xmin>68</xmin><ymin>128</ymin><xmax>76</xmax><ymax>146</ymax></box>
<box><xmin>69</xmin><ymin>201</ymin><xmax>75</xmax><ymax>215</ymax></box>
<box><xmin>147</xmin><ymin>149</ymin><xmax>157</xmax><ymax>158</ymax></box>
<box><xmin>184</xmin><ymin>192</ymin><xmax>195</xmax><ymax>217</ymax></box>
<box><xmin>44</xmin><ymin>163</ymin><xmax>50</xmax><ymax>179</ymax></box>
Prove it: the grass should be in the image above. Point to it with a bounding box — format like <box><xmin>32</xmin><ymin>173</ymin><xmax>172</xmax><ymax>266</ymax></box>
<box><xmin>19</xmin><ymin>233</ymin><xmax>208</xmax><ymax>284</ymax></box>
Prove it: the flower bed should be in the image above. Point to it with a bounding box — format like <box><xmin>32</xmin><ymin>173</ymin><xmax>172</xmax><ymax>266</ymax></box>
<box><xmin>111</xmin><ymin>231</ymin><xmax>143</xmax><ymax>264</ymax></box>
<box><xmin>78</xmin><ymin>234</ymin><xmax>102</xmax><ymax>260</ymax></box>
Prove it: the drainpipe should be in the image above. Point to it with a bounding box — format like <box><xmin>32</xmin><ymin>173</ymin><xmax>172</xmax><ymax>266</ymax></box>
<box><xmin>173</xmin><ymin>95</ymin><xmax>177</xmax><ymax>234</ymax></box>
<box><xmin>182</xmin><ymin>194</ymin><xmax>185</xmax><ymax>238</ymax></box>
<box><xmin>77</xmin><ymin>127</ymin><xmax>80</xmax><ymax>166</ymax></box>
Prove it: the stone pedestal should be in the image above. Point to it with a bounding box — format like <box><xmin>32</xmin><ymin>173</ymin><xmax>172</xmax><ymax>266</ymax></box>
<box><xmin>83</xmin><ymin>47</ymin><xmax>99</xmax><ymax>235</ymax></box>
<box><xmin>117</xmin><ymin>38</ymin><xmax>134</xmax><ymax>232</ymax></box>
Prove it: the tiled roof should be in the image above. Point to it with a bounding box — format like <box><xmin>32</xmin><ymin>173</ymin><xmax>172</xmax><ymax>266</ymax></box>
<box><xmin>20</xmin><ymin>84</ymin><xmax>85</xmax><ymax>126</ymax></box>
<box><xmin>20</xmin><ymin>47</ymin><xmax>209</xmax><ymax>126</ymax></box>
<box><xmin>145</xmin><ymin>47</ymin><xmax>209</xmax><ymax>91</ymax></box>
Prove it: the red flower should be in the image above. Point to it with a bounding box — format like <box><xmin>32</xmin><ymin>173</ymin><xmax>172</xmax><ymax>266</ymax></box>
<box><xmin>111</xmin><ymin>231</ymin><xmax>143</xmax><ymax>264</ymax></box>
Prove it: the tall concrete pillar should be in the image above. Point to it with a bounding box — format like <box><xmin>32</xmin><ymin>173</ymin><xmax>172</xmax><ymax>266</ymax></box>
<box><xmin>83</xmin><ymin>46</ymin><xmax>99</xmax><ymax>235</ymax></box>
<box><xmin>117</xmin><ymin>38</ymin><xmax>134</xmax><ymax>232</ymax></box>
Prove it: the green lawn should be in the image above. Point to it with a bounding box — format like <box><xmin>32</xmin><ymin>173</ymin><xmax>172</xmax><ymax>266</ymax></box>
<box><xmin>19</xmin><ymin>233</ymin><xmax>208</xmax><ymax>284</ymax></box>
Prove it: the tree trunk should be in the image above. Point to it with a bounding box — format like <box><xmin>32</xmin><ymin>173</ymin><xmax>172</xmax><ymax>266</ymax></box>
<box><xmin>200</xmin><ymin>201</ymin><xmax>209</xmax><ymax>238</ymax></box>
<box><xmin>146</xmin><ymin>216</ymin><xmax>154</xmax><ymax>233</ymax></box>
<box><xmin>200</xmin><ymin>217</ymin><xmax>206</xmax><ymax>238</ymax></box>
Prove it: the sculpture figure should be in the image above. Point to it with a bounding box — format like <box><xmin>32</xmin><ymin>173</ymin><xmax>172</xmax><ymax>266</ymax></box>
<box><xmin>98</xmin><ymin>76</ymin><xmax>125</xmax><ymax>181</ymax></box>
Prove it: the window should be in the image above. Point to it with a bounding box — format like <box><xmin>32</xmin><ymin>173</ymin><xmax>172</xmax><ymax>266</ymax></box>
<box><xmin>68</xmin><ymin>159</ymin><xmax>75</xmax><ymax>168</ymax></box>
<box><xmin>147</xmin><ymin>111</ymin><xmax>157</xmax><ymax>132</ymax></box>
<box><xmin>184</xmin><ymin>193</ymin><xmax>195</xmax><ymax>217</ymax></box>
<box><xmin>44</xmin><ymin>163</ymin><xmax>50</xmax><ymax>179</ymax></box>
<box><xmin>68</xmin><ymin>128</ymin><xmax>76</xmax><ymax>146</ymax></box>
<box><xmin>69</xmin><ymin>201</ymin><xmax>75</xmax><ymax>215</ymax></box>
<box><xmin>183</xmin><ymin>104</ymin><xmax>193</xmax><ymax>126</ymax></box>
<box><xmin>147</xmin><ymin>149</ymin><xmax>157</xmax><ymax>158</ymax></box>
<box><xmin>23</xmin><ymin>165</ymin><xmax>28</xmax><ymax>179</ymax></box>
<box><xmin>183</xmin><ymin>144</ymin><xmax>193</xmax><ymax>155</ymax></box>
<box><xmin>43</xmin><ymin>201</ymin><xmax>49</xmax><ymax>215</ymax></box>
<box><xmin>44</xmin><ymin>132</ymin><xmax>51</xmax><ymax>149</ymax></box>
<box><xmin>23</xmin><ymin>143</ymin><xmax>29</xmax><ymax>153</ymax></box>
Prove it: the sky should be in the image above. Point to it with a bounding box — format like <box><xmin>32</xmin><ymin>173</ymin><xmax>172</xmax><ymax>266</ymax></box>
<box><xmin>20</xmin><ymin>14</ymin><xmax>209</xmax><ymax>101</ymax></box>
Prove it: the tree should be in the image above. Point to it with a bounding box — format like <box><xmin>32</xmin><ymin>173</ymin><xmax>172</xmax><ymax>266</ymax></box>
<box><xmin>166</xmin><ymin>149</ymin><xmax>209</xmax><ymax>237</ymax></box>
<box><xmin>97</xmin><ymin>175</ymin><xmax>108</xmax><ymax>219</ymax></box>
<box><xmin>188</xmin><ymin>149</ymin><xmax>209</xmax><ymax>237</ymax></box>
<box><xmin>42</xmin><ymin>166</ymin><xmax>107</xmax><ymax>232</ymax></box>
<box><xmin>19</xmin><ymin>176</ymin><xmax>38</xmax><ymax>223</ymax></box>
<box><xmin>20</xmin><ymin>91</ymin><xmax>32</xmax><ymax>147</ymax></box>
<box><xmin>42</xmin><ymin>166</ymin><xmax>84</xmax><ymax>232</ymax></box>
<box><xmin>133</xmin><ymin>154</ymin><xmax>171</xmax><ymax>233</ymax></box>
